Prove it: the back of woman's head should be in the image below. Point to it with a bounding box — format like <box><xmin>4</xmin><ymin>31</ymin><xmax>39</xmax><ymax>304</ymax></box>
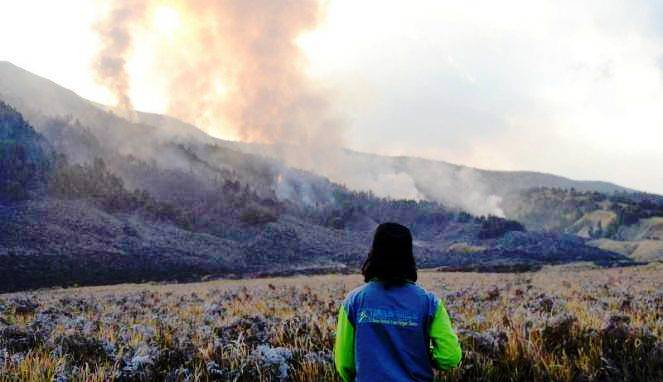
<box><xmin>361</xmin><ymin>222</ymin><xmax>417</xmax><ymax>285</ymax></box>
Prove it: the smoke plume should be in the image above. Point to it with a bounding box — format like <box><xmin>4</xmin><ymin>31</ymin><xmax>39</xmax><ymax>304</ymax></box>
<box><xmin>92</xmin><ymin>0</ymin><xmax>146</xmax><ymax>115</ymax></box>
<box><xmin>94</xmin><ymin>0</ymin><xmax>340</xmax><ymax>150</ymax></box>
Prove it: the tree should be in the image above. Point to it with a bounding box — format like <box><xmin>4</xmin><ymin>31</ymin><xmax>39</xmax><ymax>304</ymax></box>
<box><xmin>0</xmin><ymin>102</ymin><xmax>53</xmax><ymax>202</ymax></box>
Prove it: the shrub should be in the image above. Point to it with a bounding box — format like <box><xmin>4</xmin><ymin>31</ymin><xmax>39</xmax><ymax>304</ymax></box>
<box><xmin>478</xmin><ymin>216</ymin><xmax>525</xmax><ymax>239</ymax></box>
<box><xmin>240</xmin><ymin>204</ymin><xmax>279</xmax><ymax>225</ymax></box>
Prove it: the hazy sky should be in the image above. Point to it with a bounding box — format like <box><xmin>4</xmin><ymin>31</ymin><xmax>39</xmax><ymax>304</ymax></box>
<box><xmin>1</xmin><ymin>0</ymin><xmax>662</xmax><ymax>194</ymax></box>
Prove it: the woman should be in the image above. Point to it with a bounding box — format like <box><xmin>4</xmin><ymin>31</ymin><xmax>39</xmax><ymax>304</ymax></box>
<box><xmin>334</xmin><ymin>222</ymin><xmax>461</xmax><ymax>382</ymax></box>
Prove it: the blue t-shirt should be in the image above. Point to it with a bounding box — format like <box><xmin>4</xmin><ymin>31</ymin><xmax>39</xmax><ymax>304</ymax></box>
<box><xmin>342</xmin><ymin>281</ymin><xmax>440</xmax><ymax>382</ymax></box>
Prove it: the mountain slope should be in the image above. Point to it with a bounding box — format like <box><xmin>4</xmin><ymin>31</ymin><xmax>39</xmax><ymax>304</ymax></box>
<box><xmin>0</xmin><ymin>61</ymin><xmax>633</xmax><ymax>218</ymax></box>
<box><xmin>502</xmin><ymin>187</ymin><xmax>663</xmax><ymax>262</ymax></box>
<box><xmin>130</xmin><ymin>110</ymin><xmax>632</xmax><ymax>215</ymax></box>
<box><xmin>0</xmin><ymin>96</ymin><xmax>635</xmax><ymax>292</ymax></box>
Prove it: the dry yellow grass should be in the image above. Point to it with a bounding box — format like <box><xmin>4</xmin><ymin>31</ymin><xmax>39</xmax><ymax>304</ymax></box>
<box><xmin>1</xmin><ymin>265</ymin><xmax>662</xmax><ymax>381</ymax></box>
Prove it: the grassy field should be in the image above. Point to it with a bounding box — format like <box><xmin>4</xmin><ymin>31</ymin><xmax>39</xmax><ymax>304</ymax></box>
<box><xmin>1</xmin><ymin>264</ymin><xmax>662</xmax><ymax>381</ymax></box>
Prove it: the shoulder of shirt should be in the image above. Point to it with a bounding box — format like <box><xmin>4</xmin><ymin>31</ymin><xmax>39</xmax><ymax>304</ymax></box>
<box><xmin>343</xmin><ymin>283</ymin><xmax>369</xmax><ymax>306</ymax></box>
<box><xmin>409</xmin><ymin>283</ymin><xmax>440</xmax><ymax>304</ymax></box>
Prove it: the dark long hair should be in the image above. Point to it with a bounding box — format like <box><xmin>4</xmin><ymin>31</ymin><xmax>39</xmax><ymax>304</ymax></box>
<box><xmin>361</xmin><ymin>222</ymin><xmax>417</xmax><ymax>285</ymax></box>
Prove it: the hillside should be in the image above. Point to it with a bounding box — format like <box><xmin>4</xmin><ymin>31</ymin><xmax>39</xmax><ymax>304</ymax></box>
<box><xmin>502</xmin><ymin>188</ymin><xmax>663</xmax><ymax>233</ymax></box>
<box><xmin>231</xmin><ymin>142</ymin><xmax>632</xmax><ymax>217</ymax></box>
<box><xmin>502</xmin><ymin>187</ymin><xmax>663</xmax><ymax>261</ymax></box>
<box><xmin>0</xmin><ymin>96</ymin><xmax>634</xmax><ymax>292</ymax></box>
<box><xmin>0</xmin><ymin>61</ymin><xmax>632</xmax><ymax>218</ymax></box>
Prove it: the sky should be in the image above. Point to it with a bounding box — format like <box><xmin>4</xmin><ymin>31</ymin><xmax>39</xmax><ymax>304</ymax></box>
<box><xmin>1</xmin><ymin>0</ymin><xmax>662</xmax><ymax>194</ymax></box>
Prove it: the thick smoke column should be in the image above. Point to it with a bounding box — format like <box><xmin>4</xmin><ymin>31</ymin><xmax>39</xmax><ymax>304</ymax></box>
<box><xmin>93</xmin><ymin>0</ymin><xmax>146</xmax><ymax>115</ymax></box>
<box><xmin>94</xmin><ymin>0</ymin><xmax>340</xmax><ymax>150</ymax></box>
<box><xmin>166</xmin><ymin>0</ymin><xmax>337</xmax><ymax>147</ymax></box>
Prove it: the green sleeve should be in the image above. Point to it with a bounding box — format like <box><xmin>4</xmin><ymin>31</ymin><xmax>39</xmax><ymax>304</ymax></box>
<box><xmin>334</xmin><ymin>305</ymin><xmax>356</xmax><ymax>382</ymax></box>
<box><xmin>429</xmin><ymin>301</ymin><xmax>462</xmax><ymax>370</ymax></box>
